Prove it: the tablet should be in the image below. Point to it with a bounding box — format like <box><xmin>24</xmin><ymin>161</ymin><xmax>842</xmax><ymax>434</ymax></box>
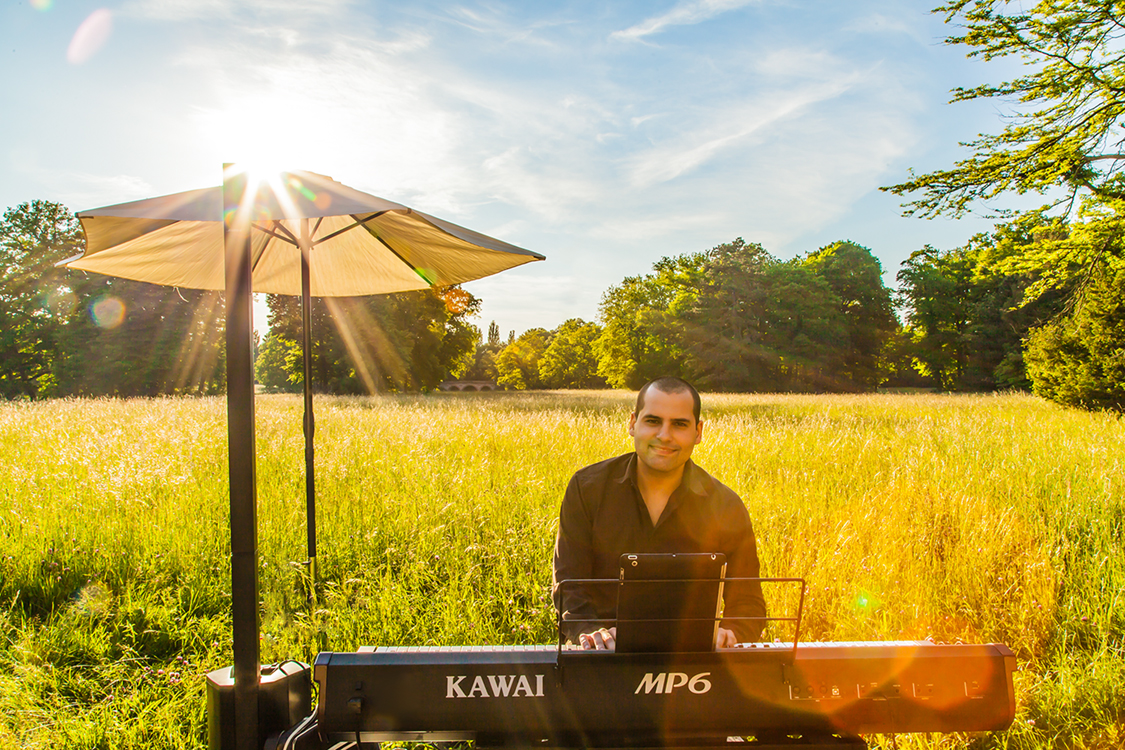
<box><xmin>615</xmin><ymin>552</ymin><xmax>726</xmax><ymax>653</ymax></box>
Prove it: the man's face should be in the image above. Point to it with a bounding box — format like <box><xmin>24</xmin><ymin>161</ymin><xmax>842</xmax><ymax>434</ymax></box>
<box><xmin>628</xmin><ymin>387</ymin><xmax>703</xmax><ymax>475</ymax></box>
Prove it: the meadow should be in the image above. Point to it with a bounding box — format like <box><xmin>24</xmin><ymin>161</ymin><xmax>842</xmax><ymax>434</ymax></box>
<box><xmin>0</xmin><ymin>391</ymin><xmax>1122</xmax><ymax>749</ymax></box>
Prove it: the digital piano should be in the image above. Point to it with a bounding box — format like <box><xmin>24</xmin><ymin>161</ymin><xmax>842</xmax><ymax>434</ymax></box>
<box><xmin>259</xmin><ymin>639</ymin><xmax>1016</xmax><ymax>750</ymax></box>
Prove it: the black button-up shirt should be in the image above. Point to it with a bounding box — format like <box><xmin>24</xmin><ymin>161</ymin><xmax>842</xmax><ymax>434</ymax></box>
<box><xmin>552</xmin><ymin>452</ymin><xmax>767</xmax><ymax>644</ymax></box>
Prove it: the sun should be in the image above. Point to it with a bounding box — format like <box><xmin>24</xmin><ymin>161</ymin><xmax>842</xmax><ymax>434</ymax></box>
<box><xmin>198</xmin><ymin>97</ymin><xmax>322</xmax><ymax>184</ymax></box>
<box><xmin>225</xmin><ymin>155</ymin><xmax>294</xmax><ymax>183</ymax></box>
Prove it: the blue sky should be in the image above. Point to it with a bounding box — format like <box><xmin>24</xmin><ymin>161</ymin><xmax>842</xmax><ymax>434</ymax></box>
<box><xmin>2</xmin><ymin>0</ymin><xmax>1026</xmax><ymax>338</ymax></box>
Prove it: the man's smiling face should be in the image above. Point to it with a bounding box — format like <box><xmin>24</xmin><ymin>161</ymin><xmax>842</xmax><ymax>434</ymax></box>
<box><xmin>628</xmin><ymin>386</ymin><xmax>703</xmax><ymax>476</ymax></box>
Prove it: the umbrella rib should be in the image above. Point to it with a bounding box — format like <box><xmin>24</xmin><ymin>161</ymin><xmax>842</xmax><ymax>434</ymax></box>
<box><xmin>353</xmin><ymin>214</ymin><xmax>434</xmax><ymax>287</ymax></box>
<box><xmin>311</xmin><ymin>210</ymin><xmax>393</xmax><ymax>246</ymax></box>
<box><xmin>251</xmin><ymin>234</ymin><xmax>274</xmax><ymax>274</ymax></box>
<box><xmin>254</xmin><ymin>222</ymin><xmax>298</xmax><ymax>246</ymax></box>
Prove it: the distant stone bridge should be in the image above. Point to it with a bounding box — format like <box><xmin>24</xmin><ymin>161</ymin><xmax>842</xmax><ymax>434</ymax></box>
<box><xmin>438</xmin><ymin>380</ymin><xmax>499</xmax><ymax>392</ymax></box>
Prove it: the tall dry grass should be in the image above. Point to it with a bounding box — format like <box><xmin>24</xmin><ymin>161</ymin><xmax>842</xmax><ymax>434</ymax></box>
<box><xmin>0</xmin><ymin>392</ymin><xmax>1121</xmax><ymax>749</ymax></box>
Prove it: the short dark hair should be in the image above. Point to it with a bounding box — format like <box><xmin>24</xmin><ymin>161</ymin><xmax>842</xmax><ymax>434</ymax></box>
<box><xmin>634</xmin><ymin>377</ymin><xmax>701</xmax><ymax>423</ymax></box>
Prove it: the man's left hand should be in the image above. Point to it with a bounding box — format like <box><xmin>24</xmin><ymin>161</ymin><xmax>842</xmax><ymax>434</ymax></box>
<box><xmin>715</xmin><ymin>627</ymin><xmax>737</xmax><ymax>649</ymax></box>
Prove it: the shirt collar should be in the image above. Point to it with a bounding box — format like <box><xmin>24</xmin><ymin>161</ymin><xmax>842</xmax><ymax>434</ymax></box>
<box><xmin>617</xmin><ymin>452</ymin><xmax>708</xmax><ymax>500</ymax></box>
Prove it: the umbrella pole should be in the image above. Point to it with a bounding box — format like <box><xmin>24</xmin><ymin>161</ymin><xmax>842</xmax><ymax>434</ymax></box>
<box><xmin>224</xmin><ymin>165</ymin><xmax>261</xmax><ymax>750</ymax></box>
<box><xmin>300</xmin><ymin>219</ymin><xmax>317</xmax><ymax>604</ymax></box>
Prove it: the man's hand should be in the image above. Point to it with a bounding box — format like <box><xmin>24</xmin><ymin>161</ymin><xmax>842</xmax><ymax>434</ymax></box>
<box><xmin>715</xmin><ymin>627</ymin><xmax>738</xmax><ymax>649</ymax></box>
<box><xmin>579</xmin><ymin>627</ymin><xmax>617</xmax><ymax>650</ymax></box>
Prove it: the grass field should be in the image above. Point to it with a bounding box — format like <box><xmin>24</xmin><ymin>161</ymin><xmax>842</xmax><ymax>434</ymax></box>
<box><xmin>0</xmin><ymin>391</ymin><xmax>1122</xmax><ymax>749</ymax></box>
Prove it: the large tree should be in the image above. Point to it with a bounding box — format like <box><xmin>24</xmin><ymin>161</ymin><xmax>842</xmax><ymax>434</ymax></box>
<box><xmin>886</xmin><ymin>0</ymin><xmax>1125</xmax><ymax>218</ymax></box>
<box><xmin>1</xmin><ymin>200</ymin><xmax>230</xmax><ymax>398</ymax></box>
<box><xmin>896</xmin><ymin>214</ymin><xmax>1073</xmax><ymax>391</ymax></box>
<box><xmin>539</xmin><ymin>318</ymin><xmax>606</xmax><ymax>389</ymax></box>
<box><xmin>594</xmin><ymin>276</ymin><xmax>681</xmax><ymax>390</ymax></box>
<box><xmin>897</xmin><ymin>245</ymin><xmax>979</xmax><ymax>390</ymax></box>
<box><xmin>262</xmin><ymin>286</ymin><xmax>480</xmax><ymax>393</ymax></box>
<box><xmin>804</xmin><ymin>241</ymin><xmax>897</xmax><ymax>388</ymax></box>
<box><xmin>594</xmin><ymin>238</ymin><xmax>894</xmax><ymax>393</ymax></box>
<box><xmin>495</xmin><ymin>328</ymin><xmax>550</xmax><ymax>390</ymax></box>
<box><xmin>681</xmin><ymin>239</ymin><xmax>846</xmax><ymax>392</ymax></box>
<box><xmin>1025</xmin><ymin>263</ymin><xmax>1125</xmax><ymax>410</ymax></box>
<box><xmin>883</xmin><ymin>2</ymin><xmax>1125</xmax><ymax>406</ymax></box>
<box><xmin>52</xmin><ymin>276</ymin><xmax>226</xmax><ymax>397</ymax></box>
<box><xmin>0</xmin><ymin>201</ymin><xmax>83</xmax><ymax>398</ymax></box>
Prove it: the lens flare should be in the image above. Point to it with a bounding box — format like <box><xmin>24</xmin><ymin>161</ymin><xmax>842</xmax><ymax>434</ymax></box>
<box><xmin>90</xmin><ymin>295</ymin><xmax>125</xmax><ymax>329</ymax></box>
<box><xmin>42</xmin><ymin>289</ymin><xmax>77</xmax><ymax>316</ymax></box>
<box><xmin>853</xmin><ymin>588</ymin><xmax>881</xmax><ymax>611</ymax></box>
<box><xmin>285</xmin><ymin>175</ymin><xmax>333</xmax><ymax>211</ymax></box>
<box><xmin>31</xmin><ymin>0</ymin><xmax>53</xmax><ymax>10</ymax></box>
<box><xmin>288</xmin><ymin>176</ymin><xmax>317</xmax><ymax>202</ymax></box>
<box><xmin>67</xmin><ymin>9</ymin><xmax>113</xmax><ymax>64</ymax></box>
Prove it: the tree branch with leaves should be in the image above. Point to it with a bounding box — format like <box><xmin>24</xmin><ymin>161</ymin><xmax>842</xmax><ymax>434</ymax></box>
<box><xmin>884</xmin><ymin>0</ymin><xmax>1125</xmax><ymax>217</ymax></box>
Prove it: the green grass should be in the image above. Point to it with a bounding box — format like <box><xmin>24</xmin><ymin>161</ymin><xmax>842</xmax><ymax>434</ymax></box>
<box><xmin>0</xmin><ymin>392</ymin><xmax>1122</xmax><ymax>749</ymax></box>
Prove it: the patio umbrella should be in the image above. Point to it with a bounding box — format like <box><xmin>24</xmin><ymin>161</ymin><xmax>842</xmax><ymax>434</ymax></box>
<box><xmin>62</xmin><ymin>167</ymin><xmax>544</xmax><ymax>750</ymax></box>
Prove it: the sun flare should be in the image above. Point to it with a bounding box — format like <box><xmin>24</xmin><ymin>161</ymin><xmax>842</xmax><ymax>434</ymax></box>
<box><xmin>199</xmin><ymin>98</ymin><xmax>323</xmax><ymax>187</ymax></box>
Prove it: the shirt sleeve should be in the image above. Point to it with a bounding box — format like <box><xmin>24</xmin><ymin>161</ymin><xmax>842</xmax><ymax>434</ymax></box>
<box><xmin>720</xmin><ymin>504</ymin><xmax>768</xmax><ymax>643</ymax></box>
<box><xmin>552</xmin><ymin>474</ymin><xmax>613</xmax><ymax>643</ymax></box>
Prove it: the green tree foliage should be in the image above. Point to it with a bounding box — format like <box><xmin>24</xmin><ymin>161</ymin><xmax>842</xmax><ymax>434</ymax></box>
<box><xmin>0</xmin><ymin>201</ymin><xmax>83</xmax><ymax>398</ymax></box>
<box><xmin>263</xmin><ymin>286</ymin><xmax>481</xmax><ymax>393</ymax></box>
<box><xmin>461</xmin><ymin>346</ymin><xmax>498</xmax><ymax>382</ymax></box>
<box><xmin>0</xmin><ymin>200</ymin><xmax>226</xmax><ymax>398</ymax></box>
<box><xmin>886</xmin><ymin>0</ymin><xmax>1125</xmax><ymax>217</ymax></box>
<box><xmin>683</xmin><ymin>240</ymin><xmax>846</xmax><ymax>392</ymax></box>
<box><xmin>1025</xmin><ymin>264</ymin><xmax>1125</xmax><ymax>410</ymax></box>
<box><xmin>255</xmin><ymin>333</ymin><xmax>300</xmax><ymax>392</ymax></box>
<box><xmin>495</xmin><ymin>328</ymin><xmax>549</xmax><ymax>390</ymax></box>
<box><xmin>881</xmin><ymin>2</ymin><xmax>1125</xmax><ymax>407</ymax></box>
<box><xmin>52</xmin><ymin>277</ymin><xmax>226</xmax><ymax>397</ymax></box>
<box><xmin>592</xmin><ymin>238</ymin><xmax>902</xmax><ymax>393</ymax></box>
<box><xmin>593</xmin><ymin>253</ymin><xmax>704</xmax><ymax>389</ymax></box>
<box><xmin>896</xmin><ymin>215</ymin><xmax>1074</xmax><ymax>392</ymax></box>
<box><xmin>804</xmin><ymin>241</ymin><xmax>897</xmax><ymax>388</ymax></box>
<box><xmin>461</xmin><ymin>320</ymin><xmax>502</xmax><ymax>383</ymax></box>
<box><xmin>897</xmin><ymin>246</ymin><xmax>976</xmax><ymax>390</ymax></box>
<box><xmin>539</xmin><ymin>319</ymin><xmax>605</xmax><ymax>389</ymax></box>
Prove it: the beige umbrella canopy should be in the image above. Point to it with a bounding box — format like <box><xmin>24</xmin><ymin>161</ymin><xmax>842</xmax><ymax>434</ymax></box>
<box><xmin>65</xmin><ymin>170</ymin><xmax>543</xmax><ymax>295</ymax></box>
<box><xmin>63</xmin><ymin>168</ymin><xmax>543</xmax><ymax>750</ymax></box>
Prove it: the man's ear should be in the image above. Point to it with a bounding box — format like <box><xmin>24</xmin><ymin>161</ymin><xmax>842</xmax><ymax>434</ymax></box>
<box><xmin>694</xmin><ymin>419</ymin><xmax>704</xmax><ymax>445</ymax></box>
<box><xmin>627</xmin><ymin>412</ymin><xmax>637</xmax><ymax>436</ymax></box>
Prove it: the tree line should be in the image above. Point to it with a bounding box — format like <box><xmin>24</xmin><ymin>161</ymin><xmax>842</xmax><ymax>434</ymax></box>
<box><xmin>0</xmin><ymin>200</ymin><xmax>480</xmax><ymax>399</ymax></box>
<box><xmin>465</xmin><ymin>221</ymin><xmax>1120</xmax><ymax>412</ymax></box>
<box><xmin>466</xmin><ymin>239</ymin><xmax>898</xmax><ymax>394</ymax></box>
<box><xmin>255</xmin><ymin>286</ymin><xmax>479</xmax><ymax>394</ymax></box>
<box><xmin>2</xmin><ymin>199</ymin><xmax>1121</xmax><ymax>411</ymax></box>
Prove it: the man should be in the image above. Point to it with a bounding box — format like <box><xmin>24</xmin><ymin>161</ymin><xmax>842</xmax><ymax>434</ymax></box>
<box><xmin>552</xmin><ymin>376</ymin><xmax>767</xmax><ymax>650</ymax></box>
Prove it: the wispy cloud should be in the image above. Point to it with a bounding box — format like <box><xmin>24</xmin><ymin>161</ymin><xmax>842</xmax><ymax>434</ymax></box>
<box><xmin>587</xmin><ymin>208</ymin><xmax>731</xmax><ymax>243</ymax></box>
<box><xmin>843</xmin><ymin>12</ymin><xmax>930</xmax><ymax>45</ymax></box>
<box><xmin>13</xmin><ymin>163</ymin><xmax>154</xmax><ymax>210</ymax></box>
<box><xmin>119</xmin><ymin>0</ymin><xmax>355</xmax><ymax>23</ymax></box>
<box><xmin>440</xmin><ymin>4</ymin><xmax>571</xmax><ymax>47</ymax></box>
<box><xmin>611</xmin><ymin>0</ymin><xmax>760</xmax><ymax>42</ymax></box>
<box><xmin>625</xmin><ymin>73</ymin><xmax>861</xmax><ymax>187</ymax></box>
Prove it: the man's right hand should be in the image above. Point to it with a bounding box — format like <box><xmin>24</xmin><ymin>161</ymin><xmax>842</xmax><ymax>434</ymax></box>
<box><xmin>578</xmin><ymin>627</ymin><xmax>617</xmax><ymax>650</ymax></box>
